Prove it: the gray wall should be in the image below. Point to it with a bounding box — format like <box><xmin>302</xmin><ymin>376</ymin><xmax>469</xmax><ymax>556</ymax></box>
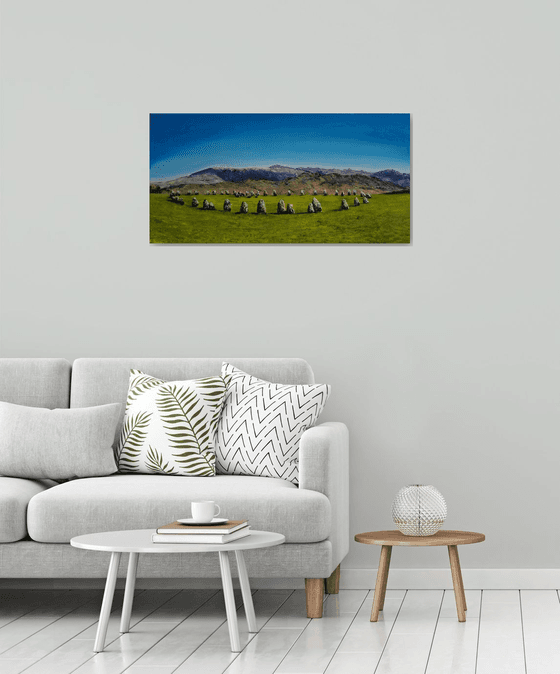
<box><xmin>1</xmin><ymin>0</ymin><xmax>559</xmax><ymax>570</ymax></box>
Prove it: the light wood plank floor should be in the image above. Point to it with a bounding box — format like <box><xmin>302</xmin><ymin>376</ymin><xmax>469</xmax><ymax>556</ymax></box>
<box><xmin>0</xmin><ymin>589</ymin><xmax>558</xmax><ymax>673</ymax></box>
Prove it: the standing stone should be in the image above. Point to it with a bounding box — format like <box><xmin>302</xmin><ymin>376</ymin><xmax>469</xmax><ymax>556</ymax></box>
<box><xmin>208</xmin><ymin>202</ymin><xmax>215</xmax><ymax>210</ymax></box>
<box><xmin>206</xmin><ymin>191</ymin><xmax>210</xmax><ymax>195</ymax></box>
<box><xmin>313</xmin><ymin>190</ymin><xmax>318</xmax><ymax>195</ymax></box>
<box><xmin>263</xmin><ymin>190</ymin><xmax>267</xmax><ymax>196</ymax></box>
<box><xmin>225</xmin><ymin>190</ymin><xmax>229</xmax><ymax>195</ymax></box>
<box><xmin>354</xmin><ymin>197</ymin><xmax>360</xmax><ymax>206</ymax></box>
<box><xmin>277</xmin><ymin>199</ymin><xmax>286</xmax><ymax>214</ymax></box>
<box><xmin>300</xmin><ymin>189</ymin><xmax>305</xmax><ymax>196</ymax></box>
<box><xmin>347</xmin><ymin>189</ymin><xmax>351</xmax><ymax>196</ymax></box>
<box><xmin>272</xmin><ymin>190</ymin><xmax>277</xmax><ymax>196</ymax></box>
<box><xmin>366</xmin><ymin>193</ymin><xmax>371</xmax><ymax>198</ymax></box>
<box><xmin>312</xmin><ymin>197</ymin><xmax>322</xmax><ymax>212</ymax></box>
<box><xmin>202</xmin><ymin>199</ymin><xmax>210</xmax><ymax>210</ymax></box>
<box><xmin>353</xmin><ymin>189</ymin><xmax>357</xmax><ymax>195</ymax></box>
<box><xmin>307</xmin><ymin>203</ymin><xmax>315</xmax><ymax>213</ymax></box>
<box><xmin>257</xmin><ymin>199</ymin><xmax>266</xmax><ymax>214</ymax></box>
<box><xmin>335</xmin><ymin>189</ymin><xmax>339</xmax><ymax>196</ymax></box>
<box><xmin>224</xmin><ymin>199</ymin><xmax>231</xmax><ymax>211</ymax></box>
<box><xmin>240</xmin><ymin>201</ymin><xmax>249</xmax><ymax>213</ymax></box>
<box><xmin>341</xmin><ymin>199</ymin><xmax>349</xmax><ymax>210</ymax></box>
<box><xmin>195</xmin><ymin>191</ymin><xmax>199</xmax><ymax>195</ymax></box>
<box><xmin>323</xmin><ymin>189</ymin><xmax>327</xmax><ymax>196</ymax></box>
<box><xmin>191</xmin><ymin>197</ymin><xmax>199</xmax><ymax>207</ymax></box>
<box><xmin>363</xmin><ymin>197</ymin><xmax>369</xmax><ymax>204</ymax></box>
<box><xmin>287</xmin><ymin>203</ymin><xmax>295</xmax><ymax>214</ymax></box>
<box><xmin>187</xmin><ymin>191</ymin><xmax>191</xmax><ymax>195</ymax></box>
<box><xmin>287</xmin><ymin>190</ymin><xmax>291</xmax><ymax>196</ymax></box>
<box><xmin>360</xmin><ymin>191</ymin><xmax>366</xmax><ymax>197</ymax></box>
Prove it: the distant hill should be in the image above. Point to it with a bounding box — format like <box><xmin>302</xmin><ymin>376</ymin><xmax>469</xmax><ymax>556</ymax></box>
<box><xmin>277</xmin><ymin>165</ymin><xmax>411</xmax><ymax>187</ymax></box>
<box><xmin>186</xmin><ymin>165</ymin><xmax>300</xmax><ymax>184</ymax></box>
<box><xmin>371</xmin><ymin>169</ymin><xmax>410</xmax><ymax>188</ymax></box>
<box><xmin>152</xmin><ymin>164</ymin><xmax>410</xmax><ymax>191</ymax></box>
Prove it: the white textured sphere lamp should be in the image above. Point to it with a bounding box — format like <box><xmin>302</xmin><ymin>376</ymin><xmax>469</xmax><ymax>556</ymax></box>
<box><xmin>392</xmin><ymin>484</ymin><xmax>447</xmax><ymax>536</ymax></box>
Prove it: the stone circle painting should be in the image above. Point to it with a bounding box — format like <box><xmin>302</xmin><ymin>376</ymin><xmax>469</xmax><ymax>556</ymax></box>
<box><xmin>150</xmin><ymin>113</ymin><xmax>410</xmax><ymax>244</ymax></box>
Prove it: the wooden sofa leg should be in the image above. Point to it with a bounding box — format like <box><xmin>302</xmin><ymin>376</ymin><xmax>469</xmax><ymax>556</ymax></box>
<box><xmin>325</xmin><ymin>565</ymin><xmax>341</xmax><ymax>594</ymax></box>
<box><xmin>305</xmin><ymin>578</ymin><xmax>324</xmax><ymax>618</ymax></box>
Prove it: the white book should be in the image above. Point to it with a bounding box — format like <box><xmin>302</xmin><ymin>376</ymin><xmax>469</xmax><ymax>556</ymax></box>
<box><xmin>152</xmin><ymin>527</ymin><xmax>251</xmax><ymax>545</ymax></box>
<box><xmin>156</xmin><ymin>519</ymin><xmax>247</xmax><ymax>535</ymax></box>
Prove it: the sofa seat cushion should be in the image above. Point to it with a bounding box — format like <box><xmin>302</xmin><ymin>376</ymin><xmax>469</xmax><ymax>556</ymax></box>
<box><xmin>0</xmin><ymin>477</ymin><xmax>56</xmax><ymax>542</ymax></box>
<box><xmin>27</xmin><ymin>474</ymin><xmax>331</xmax><ymax>544</ymax></box>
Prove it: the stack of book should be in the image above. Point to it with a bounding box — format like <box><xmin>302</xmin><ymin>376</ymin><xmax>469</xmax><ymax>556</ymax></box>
<box><xmin>151</xmin><ymin>520</ymin><xmax>250</xmax><ymax>544</ymax></box>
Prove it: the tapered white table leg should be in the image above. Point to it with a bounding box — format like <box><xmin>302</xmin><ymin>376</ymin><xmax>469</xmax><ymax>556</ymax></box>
<box><xmin>219</xmin><ymin>551</ymin><xmax>241</xmax><ymax>652</ymax></box>
<box><xmin>120</xmin><ymin>552</ymin><xmax>138</xmax><ymax>633</ymax></box>
<box><xmin>94</xmin><ymin>551</ymin><xmax>121</xmax><ymax>652</ymax></box>
<box><xmin>235</xmin><ymin>550</ymin><xmax>257</xmax><ymax>633</ymax></box>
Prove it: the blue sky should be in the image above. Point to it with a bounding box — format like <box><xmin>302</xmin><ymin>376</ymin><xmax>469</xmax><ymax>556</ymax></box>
<box><xmin>150</xmin><ymin>114</ymin><xmax>410</xmax><ymax>181</ymax></box>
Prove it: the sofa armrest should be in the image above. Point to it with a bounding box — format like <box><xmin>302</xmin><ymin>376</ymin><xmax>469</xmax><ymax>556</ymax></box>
<box><xmin>299</xmin><ymin>422</ymin><xmax>349</xmax><ymax>570</ymax></box>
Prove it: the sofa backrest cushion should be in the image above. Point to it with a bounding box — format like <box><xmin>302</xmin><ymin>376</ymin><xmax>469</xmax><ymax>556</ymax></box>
<box><xmin>0</xmin><ymin>358</ymin><xmax>71</xmax><ymax>409</ymax></box>
<box><xmin>70</xmin><ymin>359</ymin><xmax>315</xmax><ymax>439</ymax></box>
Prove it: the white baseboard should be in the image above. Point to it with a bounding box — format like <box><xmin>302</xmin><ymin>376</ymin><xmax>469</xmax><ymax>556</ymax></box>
<box><xmin>341</xmin><ymin>568</ymin><xmax>560</xmax><ymax>590</ymax></box>
<box><xmin>0</xmin><ymin>569</ymin><xmax>558</xmax><ymax>590</ymax></box>
<box><xmin>0</xmin><ymin>577</ymin><xmax>306</xmax><ymax>590</ymax></box>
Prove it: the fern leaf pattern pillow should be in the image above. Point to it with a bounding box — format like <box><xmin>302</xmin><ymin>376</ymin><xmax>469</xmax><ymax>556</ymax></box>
<box><xmin>214</xmin><ymin>363</ymin><xmax>331</xmax><ymax>484</ymax></box>
<box><xmin>115</xmin><ymin>370</ymin><xmax>227</xmax><ymax>476</ymax></box>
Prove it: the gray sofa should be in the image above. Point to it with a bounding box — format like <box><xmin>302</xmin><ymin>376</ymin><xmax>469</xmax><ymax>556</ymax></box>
<box><xmin>0</xmin><ymin>358</ymin><xmax>349</xmax><ymax>618</ymax></box>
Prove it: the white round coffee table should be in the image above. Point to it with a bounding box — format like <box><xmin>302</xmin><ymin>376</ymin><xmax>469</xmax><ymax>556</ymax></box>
<box><xmin>71</xmin><ymin>529</ymin><xmax>284</xmax><ymax>653</ymax></box>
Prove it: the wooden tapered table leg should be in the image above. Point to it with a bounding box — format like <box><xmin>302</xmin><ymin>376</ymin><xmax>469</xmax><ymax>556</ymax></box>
<box><xmin>457</xmin><ymin>554</ymin><xmax>467</xmax><ymax>612</ymax></box>
<box><xmin>378</xmin><ymin>547</ymin><xmax>392</xmax><ymax>611</ymax></box>
<box><xmin>370</xmin><ymin>545</ymin><xmax>392</xmax><ymax>622</ymax></box>
<box><xmin>448</xmin><ymin>545</ymin><xmax>466</xmax><ymax>622</ymax></box>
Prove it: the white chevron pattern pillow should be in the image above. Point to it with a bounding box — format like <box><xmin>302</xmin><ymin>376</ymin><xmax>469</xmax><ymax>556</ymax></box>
<box><xmin>214</xmin><ymin>363</ymin><xmax>330</xmax><ymax>484</ymax></box>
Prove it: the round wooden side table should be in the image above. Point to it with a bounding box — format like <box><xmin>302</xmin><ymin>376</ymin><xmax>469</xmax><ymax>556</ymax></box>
<box><xmin>354</xmin><ymin>530</ymin><xmax>485</xmax><ymax>623</ymax></box>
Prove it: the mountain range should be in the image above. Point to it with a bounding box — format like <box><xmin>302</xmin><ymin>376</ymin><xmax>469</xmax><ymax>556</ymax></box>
<box><xmin>153</xmin><ymin>165</ymin><xmax>410</xmax><ymax>189</ymax></box>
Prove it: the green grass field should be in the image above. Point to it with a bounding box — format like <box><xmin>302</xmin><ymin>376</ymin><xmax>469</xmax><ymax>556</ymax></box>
<box><xmin>150</xmin><ymin>193</ymin><xmax>410</xmax><ymax>244</ymax></box>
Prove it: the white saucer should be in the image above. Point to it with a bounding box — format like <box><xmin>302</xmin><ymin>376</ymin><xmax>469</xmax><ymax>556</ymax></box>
<box><xmin>177</xmin><ymin>517</ymin><xmax>228</xmax><ymax>526</ymax></box>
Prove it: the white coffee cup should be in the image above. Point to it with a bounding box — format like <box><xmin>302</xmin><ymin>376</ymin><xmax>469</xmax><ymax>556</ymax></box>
<box><xmin>191</xmin><ymin>501</ymin><xmax>221</xmax><ymax>522</ymax></box>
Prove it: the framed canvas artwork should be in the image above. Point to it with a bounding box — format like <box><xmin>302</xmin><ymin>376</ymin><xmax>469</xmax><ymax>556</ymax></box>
<box><xmin>150</xmin><ymin>113</ymin><xmax>410</xmax><ymax>244</ymax></box>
